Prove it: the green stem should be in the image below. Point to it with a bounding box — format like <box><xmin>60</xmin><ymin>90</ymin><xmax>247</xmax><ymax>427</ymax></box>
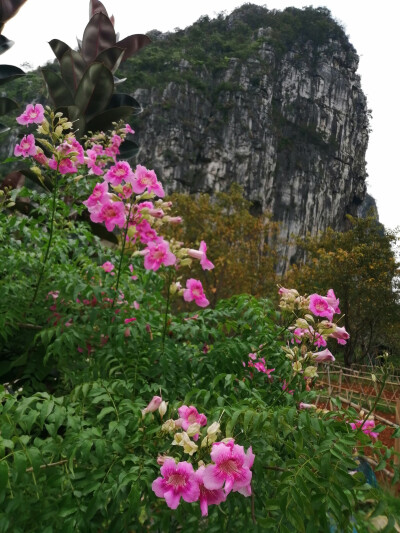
<box><xmin>112</xmin><ymin>203</ymin><xmax>133</xmax><ymax>308</ymax></box>
<box><xmin>31</xmin><ymin>173</ymin><xmax>58</xmax><ymax>305</ymax></box>
<box><xmin>161</xmin><ymin>269</ymin><xmax>172</xmax><ymax>355</ymax></box>
<box><xmin>356</xmin><ymin>368</ymin><xmax>388</xmax><ymax>437</ymax></box>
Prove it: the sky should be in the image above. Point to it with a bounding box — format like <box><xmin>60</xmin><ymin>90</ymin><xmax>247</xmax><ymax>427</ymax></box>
<box><xmin>3</xmin><ymin>0</ymin><xmax>400</xmax><ymax>230</ymax></box>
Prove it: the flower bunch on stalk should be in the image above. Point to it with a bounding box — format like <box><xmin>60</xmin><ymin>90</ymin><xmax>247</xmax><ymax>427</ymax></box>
<box><xmin>279</xmin><ymin>287</ymin><xmax>349</xmax><ymax>381</ymax></box>
<box><xmin>14</xmin><ymin>104</ymin><xmax>214</xmax><ymax>308</ymax></box>
<box><xmin>141</xmin><ymin>396</ymin><xmax>254</xmax><ymax>516</ymax></box>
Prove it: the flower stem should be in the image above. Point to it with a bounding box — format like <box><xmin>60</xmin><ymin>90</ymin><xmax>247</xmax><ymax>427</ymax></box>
<box><xmin>112</xmin><ymin>203</ymin><xmax>133</xmax><ymax>307</ymax></box>
<box><xmin>31</xmin><ymin>174</ymin><xmax>58</xmax><ymax>305</ymax></box>
<box><xmin>161</xmin><ymin>269</ymin><xmax>172</xmax><ymax>355</ymax></box>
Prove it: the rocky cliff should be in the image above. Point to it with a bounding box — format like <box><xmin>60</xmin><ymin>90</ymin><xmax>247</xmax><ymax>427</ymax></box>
<box><xmin>122</xmin><ymin>5</ymin><xmax>369</xmax><ymax>270</ymax></box>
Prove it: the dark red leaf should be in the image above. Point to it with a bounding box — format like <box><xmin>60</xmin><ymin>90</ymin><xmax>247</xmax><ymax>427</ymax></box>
<box><xmin>49</xmin><ymin>39</ymin><xmax>71</xmax><ymax>62</ymax></box>
<box><xmin>116</xmin><ymin>34</ymin><xmax>151</xmax><ymax>62</ymax></box>
<box><xmin>89</xmin><ymin>0</ymin><xmax>108</xmax><ymax>18</ymax></box>
<box><xmin>81</xmin><ymin>12</ymin><xmax>116</xmax><ymax>63</ymax></box>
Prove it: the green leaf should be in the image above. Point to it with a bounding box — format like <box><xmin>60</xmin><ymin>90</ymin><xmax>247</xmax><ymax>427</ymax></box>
<box><xmin>81</xmin><ymin>13</ymin><xmax>116</xmax><ymax>63</ymax></box>
<box><xmin>0</xmin><ymin>462</ymin><xmax>8</xmax><ymax>494</ymax></box>
<box><xmin>97</xmin><ymin>406</ymin><xmax>115</xmax><ymax>421</ymax></box>
<box><xmin>0</xmin><ymin>96</ymin><xmax>18</xmax><ymax>115</ymax></box>
<box><xmin>13</xmin><ymin>450</ymin><xmax>27</xmax><ymax>481</ymax></box>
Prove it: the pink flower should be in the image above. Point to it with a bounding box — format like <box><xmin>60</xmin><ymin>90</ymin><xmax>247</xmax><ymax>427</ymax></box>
<box><xmin>203</xmin><ymin>440</ymin><xmax>254</xmax><ymax>495</ymax></box>
<box><xmin>104</xmin><ymin>161</ymin><xmax>134</xmax><ymax>186</ymax></box>
<box><xmin>16</xmin><ymin>103</ymin><xmax>44</xmax><ymax>125</ymax></box>
<box><xmin>282</xmin><ymin>380</ymin><xmax>294</xmax><ymax>395</ymax></box>
<box><xmin>143</xmin><ymin>239</ymin><xmax>176</xmax><ymax>271</ymax></box>
<box><xmin>183</xmin><ymin>279</ymin><xmax>209</xmax><ymax>308</ymax></box>
<box><xmin>187</xmin><ymin>241</ymin><xmax>214</xmax><ymax>270</ymax></box>
<box><xmin>309</xmin><ymin>294</ymin><xmax>334</xmax><ymax>321</ymax></box>
<box><xmin>350</xmin><ymin>419</ymin><xmax>379</xmax><ymax>439</ymax></box>
<box><xmin>194</xmin><ymin>466</ymin><xmax>226</xmax><ymax>516</ymax></box>
<box><xmin>313</xmin><ymin>348</ymin><xmax>335</xmax><ymax>363</ymax></box>
<box><xmin>14</xmin><ymin>134</ymin><xmax>37</xmax><ymax>158</ymax></box>
<box><xmin>101</xmin><ymin>261</ymin><xmax>114</xmax><ymax>273</ymax></box>
<box><xmin>85</xmin><ymin>149</ymin><xmax>104</xmax><ymax>176</ymax></box>
<box><xmin>299</xmin><ymin>402</ymin><xmax>316</xmax><ymax>409</ymax></box>
<box><xmin>142</xmin><ymin>396</ymin><xmax>162</xmax><ymax>416</ymax></box>
<box><xmin>177</xmin><ymin>405</ymin><xmax>207</xmax><ymax>433</ymax></box>
<box><xmin>91</xmin><ymin>200</ymin><xmax>126</xmax><ymax>232</ymax></box>
<box><xmin>84</xmin><ymin>182</ymin><xmax>109</xmax><ymax>210</ymax></box>
<box><xmin>329</xmin><ymin>325</ymin><xmax>350</xmax><ymax>345</ymax></box>
<box><xmin>48</xmin><ymin>157</ymin><xmax>78</xmax><ymax>174</ymax></box>
<box><xmin>124</xmin><ymin>317</ymin><xmax>136</xmax><ymax>324</ymax></box>
<box><xmin>326</xmin><ymin>289</ymin><xmax>340</xmax><ymax>314</ymax></box>
<box><xmin>122</xmin><ymin>123</ymin><xmax>135</xmax><ymax>134</ymax></box>
<box><xmin>152</xmin><ymin>459</ymin><xmax>200</xmax><ymax>509</ymax></box>
<box><xmin>132</xmin><ymin>164</ymin><xmax>165</xmax><ymax>197</ymax></box>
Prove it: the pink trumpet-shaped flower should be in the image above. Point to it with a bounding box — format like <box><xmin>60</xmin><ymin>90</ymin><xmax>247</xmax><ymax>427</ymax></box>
<box><xmin>313</xmin><ymin>348</ymin><xmax>335</xmax><ymax>363</ymax></box>
<box><xmin>14</xmin><ymin>134</ymin><xmax>37</xmax><ymax>158</ymax></box>
<box><xmin>187</xmin><ymin>241</ymin><xmax>214</xmax><ymax>270</ymax></box>
<box><xmin>16</xmin><ymin>103</ymin><xmax>44</xmax><ymax>125</ymax></box>
<box><xmin>329</xmin><ymin>325</ymin><xmax>350</xmax><ymax>345</ymax></box>
<box><xmin>83</xmin><ymin>182</ymin><xmax>109</xmax><ymax>210</ymax></box>
<box><xmin>91</xmin><ymin>200</ymin><xmax>126</xmax><ymax>232</ymax></box>
<box><xmin>132</xmin><ymin>164</ymin><xmax>165</xmax><ymax>197</ymax></box>
<box><xmin>203</xmin><ymin>440</ymin><xmax>254</xmax><ymax>495</ymax></box>
<box><xmin>326</xmin><ymin>289</ymin><xmax>340</xmax><ymax>314</ymax></box>
<box><xmin>177</xmin><ymin>405</ymin><xmax>207</xmax><ymax>433</ymax></box>
<box><xmin>152</xmin><ymin>459</ymin><xmax>200</xmax><ymax>509</ymax></box>
<box><xmin>194</xmin><ymin>466</ymin><xmax>226</xmax><ymax>516</ymax></box>
<box><xmin>143</xmin><ymin>238</ymin><xmax>176</xmax><ymax>271</ymax></box>
<box><xmin>101</xmin><ymin>261</ymin><xmax>114</xmax><ymax>273</ymax></box>
<box><xmin>142</xmin><ymin>396</ymin><xmax>162</xmax><ymax>416</ymax></box>
<box><xmin>183</xmin><ymin>279</ymin><xmax>209</xmax><ymax>307</ymax></box>
<box><xmin>104</xmin><ymin>161</ymin><xmax>134</xmax><ymax>186</ymax></box>
<box><xmin>309</xmin><ymin>294</ymin><xmax>334</xmax><ymax>321</ymax></box>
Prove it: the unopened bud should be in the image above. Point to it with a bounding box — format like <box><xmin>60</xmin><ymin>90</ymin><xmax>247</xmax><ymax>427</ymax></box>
<box><xmin>158</xmin><ymin>401</ymin><xmax>168</xmax><ymax>418</ymax></box>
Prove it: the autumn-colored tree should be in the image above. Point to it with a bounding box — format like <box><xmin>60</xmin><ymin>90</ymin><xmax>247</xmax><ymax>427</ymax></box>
<box><xmin>285</xmin><ymin>215</ymin><xmax>400</xmax><ymax>366</ymax></box>
<box><xmin>166</xmin><ymin>184</ymin><xmax>279</xmax><ymax>306</ymax></box>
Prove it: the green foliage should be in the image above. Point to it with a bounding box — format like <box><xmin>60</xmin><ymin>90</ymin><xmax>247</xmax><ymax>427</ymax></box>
<box><xmin>1</xmin><ymin>188</ymin><xmax>399</xmax><ymax>529</ymax></box>
<box><xmin>286</xmin><ymin>216</ymin><xmax>400</xmax><ymax>366</ymax></box>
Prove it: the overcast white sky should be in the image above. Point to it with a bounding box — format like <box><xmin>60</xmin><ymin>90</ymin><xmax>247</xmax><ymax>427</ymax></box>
<box><xmin>3</xmin><ymin>1</ymin><xmax>400</xmax><ymax>230</ymax></box>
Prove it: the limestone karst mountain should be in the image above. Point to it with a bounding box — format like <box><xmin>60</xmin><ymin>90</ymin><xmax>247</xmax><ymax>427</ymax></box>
<box><xmin>120</xmin><ymin>4</ymin><xmax>370</xmax><ymax>270</ymax></box>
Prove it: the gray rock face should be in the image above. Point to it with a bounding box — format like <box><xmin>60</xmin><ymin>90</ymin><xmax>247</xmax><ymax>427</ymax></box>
<box><xmin>131</xmin><ymin>11</ymin><xmax>369</xmax><ymax>271</ymax></box>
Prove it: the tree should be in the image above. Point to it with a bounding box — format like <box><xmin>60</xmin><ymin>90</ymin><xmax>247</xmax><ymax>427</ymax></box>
<box><xmin>167</xmin><ymin>184</ymin><xmax>279</xmax><ymax>306</ymax></box>
<box><xmin>285</xmin><ymin>216</ymin><xmax>400</xmax><ymax>366</ymax></box>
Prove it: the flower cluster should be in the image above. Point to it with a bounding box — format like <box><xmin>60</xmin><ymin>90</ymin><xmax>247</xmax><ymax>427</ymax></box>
<box><xmin>14</xmin><ymin>104</ymin><xmax>214</xmax><ymax>308</ymax></box>
<box><xmin>279</xmin><ymin>287</ymin><xmax>349</xmax><ymax>381</ymax></box>
<box><xmin>142</xmin><ymin>396</ymin><xmax>254</xmax><ymax>516</ymax></box>
<box><xmin>243</xmin><ymin>352</ymin><xmax>275</xmax><ymax>380</ymax></box>
<box><xmin>349</xmin><ymin>418</ymin><xmax>379</xmax><ymax>440</ymax></box>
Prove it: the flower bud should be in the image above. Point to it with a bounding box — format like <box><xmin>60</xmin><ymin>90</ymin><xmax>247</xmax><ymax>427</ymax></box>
<box><xmin>158</xmin><ymin>401</ymin><xmax>168</xmax><ymax>418</ymax></box>
<box><xmin>207</xmin><ymin>422</ymin><xmax>220</xmax><ymax>436</ymax></box>
<box><xmin>161</xmin><ymin>419</ymin><xmax>176</xmax><ymax>433</ymax></box>
<box><xmin>303</xmin><ymin>366</ymin><xmax>318</xmax><ymax>379</ymax></box>
<box><xmin>186</xmin><ymin>422</ymin><xmax>201</xmax><ymax>437</ymax></box>
<box><xmin>292</xmin><ymin>361</ymin><xmax>302</xmax><ymax>373</ymax></box>
<box><xmin>141</xmin><ymin>396</ymin><xmax>162</xmax><ymax>416</ymax></box>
